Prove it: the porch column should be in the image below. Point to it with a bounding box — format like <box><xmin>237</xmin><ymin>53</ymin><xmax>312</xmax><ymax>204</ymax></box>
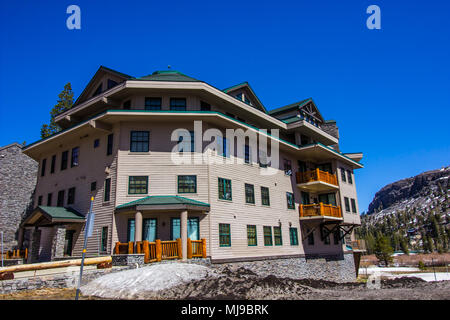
<box><xmin>51</xmin><ymin>225</ymin><xmax>66</xmax><ymax>261</ymax></box>
<box><xmin>181</xmin><ymin>210</ymin><xmax>188</xmax><ymax>261</ymax></box>
<box><xmin>134</xmin><ymin>211</ymin><xmax>143</xmax><ymax>242</ymax></box>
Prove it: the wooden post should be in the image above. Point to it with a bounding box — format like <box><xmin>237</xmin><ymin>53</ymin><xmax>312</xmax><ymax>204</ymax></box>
<box><xmin>155</xmin><ymin>239</ymin><xmax>162</xmax><ymax>262</ymax></box>
<box><xmin>319</xmin><ymin>202</ymin><xmax>324</xmax><ymax>216</ymax></box>
<box><xmin>24</xmin><ymin>248</ymin><xmax>28</xmax><ymax>260</ymax></box>
<box><xmin>128</xmin><ymin>241</ymin><xmax>134</xmax><ymax>254</ymax></box>
<box><xmin>299</xmin><ymin>204</ymin><xmax>303</xmax><ymax>217</ymax></box>
<box><xmin>143</xmin><ymin>240</ymin><xmax>149</xmax><ymax>263</ymax></box>
<box><xmin>201</xmin><ymin>238</ymin><xmax>207</xmax><ymax>258</ymax></box>
<box><xmin>316</xmin><ymin>168</ymin><xmax>320</xmax><ymax>181</ymax></box>
<box><xmin>187</xmin><ymin>238</ymin><xmax>192</xmax><ymax>259</ymax></box>
<box><xmin>177</xmin><ymin>238</ymin><xmax>182</xmax><ymax>259</ymax></box>
<box><xmin>114</xmin><ymin>242</ymin><xmax>119</xmax><ymax>254</ymax></box>
<box><xmin>136</xmin><ymin>241</ymin><xmax>141</xmax><ymax>254</ymax></box>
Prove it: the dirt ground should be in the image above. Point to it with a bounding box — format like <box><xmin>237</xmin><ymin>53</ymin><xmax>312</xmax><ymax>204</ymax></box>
<box><xmin>1</xmin><ymin>267</ymin><xmax>449</xmax><ymax>300</ymax></box>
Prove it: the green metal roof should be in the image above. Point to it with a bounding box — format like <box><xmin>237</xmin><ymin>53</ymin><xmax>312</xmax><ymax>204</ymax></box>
<box><xmin>135</xmin><ymin>70</ymin><xmax>201</xmax><ymax>82</ymax></box>
<box><xmin>116</xmin><ymin>195</ymin><xmax>210</xmax><ymax>210</ymax></box>
<box><xmin>268</xmin><ymin>98</ymin><xmax>312</xmax><ymax>115</ymax></box>
<box><xmin>37</xmin><ymin>206</ymin><xmax>85</xmax><ymax>220</ymax></box>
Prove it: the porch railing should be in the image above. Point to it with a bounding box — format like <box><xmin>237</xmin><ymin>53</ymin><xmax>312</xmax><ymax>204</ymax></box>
<box><xmin>296</xmin><ymin>168</ymin><xmax>338</xmax><ymax>186</ymax></box>
<box><xmin>299</xmin><ymin>203</ymin><xmax>342</xmax><ymax>218</ymax></box>
<box><xmin>1</xmin><ymin>249</ymin><xmax>28</xmax><ymax>260</ymax></box>
<box><xmin>114</xmin><ymin>238</ymin><xmax>207</xmax><ymax>264</ymax></box>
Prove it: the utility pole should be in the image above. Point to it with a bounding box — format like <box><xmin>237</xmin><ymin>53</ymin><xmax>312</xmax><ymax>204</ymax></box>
<box><xmin>75</xmin><ymin>197</ymin><xmax>95</xmax><ymax>300</ymax></box>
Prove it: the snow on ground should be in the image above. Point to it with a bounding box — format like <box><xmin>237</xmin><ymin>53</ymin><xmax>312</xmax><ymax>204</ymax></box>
<box><xmin>359</xmin><ymin>266</ymin><xmax>450</xmax><ymax>282</ymax></box>
<box><xmin>80</xmin><ymin>262</ymin><xmax>217</xmax><ymax>299</ymax></box>
<box><xmin>359</xmin><ymin>267</ymin><xmax>420</xmax><ymax>275</ymax></box>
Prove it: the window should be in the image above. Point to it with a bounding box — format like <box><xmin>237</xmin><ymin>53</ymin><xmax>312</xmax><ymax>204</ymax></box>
<box><xmin>340</xmin><ymin>168</ymin><xmax>346</xmax><ymax>182</ymax></box>
<box><xmin>244</xmin><ymin>145</ymin><xmax>250</xmax><ymax>164</ymax></box>
<box><xmin>61</xmin><ymin>151</ymin><xmax>68</xmax><ymax>170</ymax></box>
<box><xmin>107</xmin><ymin>134</ymin><xmax>113</xmax><ymax>156</ymax></box>
<box><xmin>57</xmin><ymin>190</ymin><xmax>65</xmax><ymax>207</ymax></box>
<box><xmin>245</xmin><ymin>183</ymin><xmax>255</xmax><ymax>204</ymax></box>
<box><xmin>50</xmin><ymin>155</ymin><xmax>56</xmax><ymax>173</ymax></box>
<box><xmin>344</xmin><ymin>197</ymin><xmax>350</xmax><ymax>212</ymax></box>
<box><xmin>107</xmin><ymin>79</ymin><xmax>118</xmax><ymax>89</ymax></box>
<box><xmin>128</xmin><ymin>176</ymin><xmax>148</xmax><ymax>194</ymax></box>
<box><xmin>104</xmin><ymin>178</ymin><xmax>111</xmax><ymax>202</ymax></box>
<box><xmin>219</xmin><ymin>224</ymin><xmax>231</xmax><ymax>247</ymax></box>
<box><xmin>71</xmin><ymin>147</ymin><xmax>79</xmax><ymax>167</ymax></box>
<box><xmin>284</xmin><ymin>159</ymin><xmax>292</xmax><ymax>175</ymax></box>
<box><xmin>289</xmin><ymin>228</ymin><xmax>299</xmax><ymax>246</ymax></box>
<box><xmin>263</xmin><ymin>226</ymin><xmax>273</xmax><ymax>246</ymax></box>
<box><xmin>301</xmin><ymin>191</ymin><xmax>310</xmax><ymax>205</ymax></box>
<box><xmin>94</xmin><ymin>139</ymin><xmax>100</xmax><ymax>148</ymax></box>
<box><xmin>200</xmin><ymin>101</ymin><xmax>211</xmax><ymax>111</ymax></box>
<box><xmin>347</xmin><ymin>170</ymin><xmax>353</xmax><ymax>184</ymax></box>
<box><xmin>143</xmin><ymin>218</ymin><xmax>158</xmax><ymax>242</ymax></box>
<box><xmin>324</xmin><ymin>233</ymin><xmax>330</xmax><ymax>245</ymax></box>
<box><xmin>307</xmin><ymin>228</ymin><xmax>314</xmax><ymax>245</ymax></box>
<box><xmin>218</xmin><ymin>178</ymin><xmax>232</xmax><ymax>201</ymax></box>
<box><xmin>318</xmin><ymin>193</ymin><xmax>337</xmax><ymax>206</ymax></box>
<box><xmin>170</xmin><ymin>217</ymin><xmax>199</xmax><ymax>240</ymax></box>
<box><xmin>218</xmin><ymin>136</ymin><xmax>229</xmax><ymax>157</ymax></box>
<box><xmin>170</xmin><ymin>98</ymin><xmax>186</xmax><ymax>111</ymax></box>
<box><xmin>40</xmin><ymin>159</ymin><xmax>46</xmax><ymax>177</ymax></box>
<box><xmin>178</xmin><ymin>175</ymin><xmax>197</xmax><ymax>193</ymax></box>
<box><xmin>286</xmin><ymin>192</ymin><xmax>295</xmax><ymax>209</ymax></box>
<box><xmin>130</xmin><ymin>131</ymin><xmax>150</xmax><ymax>152</ymax></box>
<box><xmin>47</xmin><ymin>193</ymin><xmax>52</xmax><ymax>206</ymax></box>
<box><xmin>91</xmin><ymin>181</ymin><xmax>97</xmax><ymax>191</ymax></box>
<box><xmin>127</xmin><ymin>219</ymin><xmax>135</xmax><ymax>242</ymax></box>
<box><xmin>101</xmin><ymin>227</ymin><xmax>108</xmax><ymax>252</ymax></box>
<box><xmin>351</xmin><ymin>198</ymin><xmax>357</xmax><ymax>213</ymax></box>
<box><xmin>64</xmin><ymin>230</ymin><xmax>75</xmax><ymax>256</ymax></box>
<box><xmin>317</xmin><ymin>163</ymin><xmax>332</xmax><ymax>173</ymax></box>
<box><xmin>261</xmin><ymin>187</ymin><xmax>270</xmax><ymax>206</ymax></box>
<box><xmin>178</xmin><ymin>131</ymin><xmax>195</xmax><ymax>152</ymax></box>
<box><xmin>123</xmin><ymin>100</ymin><xmax>131</xmax><ymax>110</ymax></box>
<box><xmin>274</xmin><ymin>226</ymin><xmax>282</xmax><ymax>246</ymax></box>
<box><xmin>259</xmin><ymin>151</ymin><xmax>268</xmax><ymax>168</ymax></box>
<box><xmin>145</xmin><ymin>97</ymin><xmax>162</xmax><ymax>110</ymax></box>
<box><xmin>333</xmin><ymin>230</ymin><xmax>340</xmax><ymax>245</ymax></box>
<box><xmin>93</xmin><ymin>84</ymin><xmax>102</xmax><ymax>96</ymax></box>
<box><xmin>247</xmin><ymin>225</ymin><xmax>257</xmax><ymax>246</ymax></box>
<box><xmin>68</xmin><ymin>187</ymin><xmax>76</xmax><ymax>205</ymax></box>
<box><xmin>38</xmin><ymin>196</ymin><xmax>43</xmax><ymax>206</ymax></box>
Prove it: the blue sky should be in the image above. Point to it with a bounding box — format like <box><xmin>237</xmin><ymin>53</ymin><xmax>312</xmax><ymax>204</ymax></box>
<box><xmin>0</xmin><ymin>0</ymin><xmax>449</xmax><ymax>212</ymax></box>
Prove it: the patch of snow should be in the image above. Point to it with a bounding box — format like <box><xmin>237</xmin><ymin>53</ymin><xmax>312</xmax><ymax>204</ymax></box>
<box><xmin>81</xmin><ymin>262</ymin><xmax>217</xmax><ymax>299</ymax></box>
<box><xmin>391</xmin><ymin>273</ymin><xmax>450</xmax><ymax>282</ymax></box>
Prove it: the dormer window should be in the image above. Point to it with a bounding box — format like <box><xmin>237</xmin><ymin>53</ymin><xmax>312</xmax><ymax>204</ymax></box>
<box><xmin>93</xmin><ymin>84</ymin><xmax>103</xmax><ymax>97</ymax></box>
<box><xmin>107</xmin><ymin>79</ymin><xmax>118</xmax><ymax>89</ymax></box>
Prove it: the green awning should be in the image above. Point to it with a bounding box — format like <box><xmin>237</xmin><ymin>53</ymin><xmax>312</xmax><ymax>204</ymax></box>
<box><xmin>116</xmin><ymin>195</ymin><xmax>210</xmax><ymax>212</ymax></box>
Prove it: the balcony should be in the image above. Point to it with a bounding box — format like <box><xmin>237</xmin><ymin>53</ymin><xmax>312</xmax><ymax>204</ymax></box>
<box><xmin>296</xmin><ymin>169</ymin><xmax>339</xmax><ymax>192</ymax></box>
<box><xmin>299</xmin><ymin>203</ymin><xmax>343</xmax><ymax>220</ymax></box>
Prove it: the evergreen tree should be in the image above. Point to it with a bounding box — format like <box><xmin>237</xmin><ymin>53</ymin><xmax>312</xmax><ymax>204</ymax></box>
<box><xmin>400</xmin><ymin>237</ymin><xmax>409</xmax><ymax>255</ymax></box>
<box><xmin>40</xmin><ymin>83</ymin><xmax>74</xmax><ymax>138</ymax></box>
<box><xmin>374</xmin><ymin>236</ymin><xmax>394</xmax><ymax>266</ymax></box>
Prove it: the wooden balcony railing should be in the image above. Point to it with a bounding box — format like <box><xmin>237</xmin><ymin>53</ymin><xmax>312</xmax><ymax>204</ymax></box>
<box><xmin>114</xmin><ymin>238</ymin><xmax>207</xmax><ymax>264</ymax></box>
<box><xmin>1</xmin><ymin>249</ymin><xmax>28</xmax><ymax>260</ymax></box>
<box><xmin>299</xmin><ymin>203</ymin><xmax>342</xmax><ymax>218</ymax></box>
<box><xmin>296</xmin><ymin>168</ymin><xmax>338</xmax><ymax>186</ymax></box>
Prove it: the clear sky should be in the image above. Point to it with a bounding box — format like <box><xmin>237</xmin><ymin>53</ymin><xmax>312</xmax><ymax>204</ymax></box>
<box><xmin>0</xmin><ymin>0</ymin><xmax>449</xmax><ymax>213</ymax></box>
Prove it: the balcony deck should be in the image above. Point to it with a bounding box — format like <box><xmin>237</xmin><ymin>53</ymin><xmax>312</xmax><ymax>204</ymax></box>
<box><xmin>299</xmin><ymin>203</ymin><xmax>343</xmax><ymax>221</ymax></box>
<box><xmin>296</xmin><ymin>169</ymin><xmax>339</xmax><ymax>192</ymax></box>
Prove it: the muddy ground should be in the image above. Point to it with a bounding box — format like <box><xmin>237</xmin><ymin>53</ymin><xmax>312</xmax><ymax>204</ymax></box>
<box><xmin>1</xmin><ymin>267</ymin><xmax>449</xmax><ymax>300</ymax></box>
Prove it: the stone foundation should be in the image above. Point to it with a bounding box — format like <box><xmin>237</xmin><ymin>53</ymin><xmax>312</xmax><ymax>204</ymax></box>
<box><xmin>212</xmin><ymin>253</ymin><xmax>356</xmax><ymax>283</ymax></box>
<box><xmin>112</xmin><ymin>254</ymin><xmax>145</xmax><ymax>267</ymax></box>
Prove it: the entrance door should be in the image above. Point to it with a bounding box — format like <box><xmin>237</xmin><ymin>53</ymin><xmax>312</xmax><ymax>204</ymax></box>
<box><xmin>318</xmin><ymin>193</ymin><xmax>337</xmax><ymax>206</ymax></box>
<box><xmin>143</xmin><ymin>218</ymin><xmax>157</xmax><ymax>242</ymax></box>
<box><xmin>171</xmin><ymin>217</ymin><xmax>199</xmax><ymax>240</ymax></box>
<box><xmin>64</xmin><ymin>230</ymin><xmax>75</xmax><ymax>256</ymax></box>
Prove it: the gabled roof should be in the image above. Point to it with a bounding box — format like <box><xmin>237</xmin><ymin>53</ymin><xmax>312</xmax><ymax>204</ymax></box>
<box><xmin>269</xmin><ymin>98</ymin><xmax>325</xmax><ymax>123</ymax></box>
<box><xmin>116</xmin><ymin>195</ymin><xmax>210</xmax><ymax>211</ymax></box>
<box><xmin>22</xmin><ymin>206</ymin><xmax>85</xmax><ymax>227</ymax></box>
<box><xmin>222</xmin><ymin>82</ymin><xmax>267</xmax><ymax>113</ymax></box>
<box><xmin>135</xmin><ymin>70</ymin><xmax>201</xmax><ymax>82</ymax></box>
<box><xmin>73</xmin><ymin>65</ymin><xmax>133</xmax><ymax>106</ymax></box>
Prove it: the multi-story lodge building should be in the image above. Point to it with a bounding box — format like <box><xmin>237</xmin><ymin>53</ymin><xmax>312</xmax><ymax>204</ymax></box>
<box><xmin>21</xmin><ymin>66</ymin><xmax>363</xmax><ymax>275</ymax></box>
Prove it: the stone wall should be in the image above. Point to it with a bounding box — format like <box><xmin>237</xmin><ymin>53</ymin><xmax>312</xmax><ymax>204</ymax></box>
<box><xmin>321</xmin><ymin>121</ymin><xmax>340</xmax><ymax>152</ymax></box>
<box><xmin>112</xmin><ymin>254</ymin><xmax>145</xmax><ymax>267</ymax></box>
<box><xmin>212</xmin><ymin>253</ymin><xmax>356</xmax><ymax>283</ymax></box>
<box><xmin>0</xmin><ymin>143</ymin><xmax>37</xmax><ymax>251</ymax></box>
<box><xmin>0</xmin><ymin>266</ymin><xmax>131</xmax><ymax>294</ymax></box>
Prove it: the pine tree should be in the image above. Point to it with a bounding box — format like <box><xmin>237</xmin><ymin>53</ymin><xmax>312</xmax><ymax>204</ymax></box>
<box><xmin>400</xmin><ymin>237</ymin><xmax>410</xmax><ymax>255</ymax></box>
<box><xmin>40</xmin><ymin>83</ymin><xmax>74</xmax><ymax>138</ymax></box>
<box><xmin>374</xmin><ymin>236</ymin><xmax>394</xmax><ymax>266</ymax></box>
